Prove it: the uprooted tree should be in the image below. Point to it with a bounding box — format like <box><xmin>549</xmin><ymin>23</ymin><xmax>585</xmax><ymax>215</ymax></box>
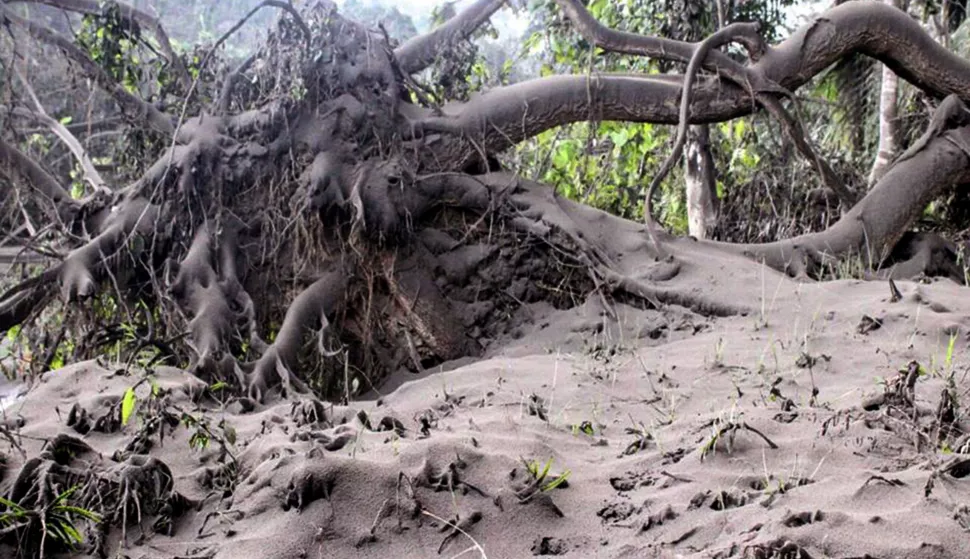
<box><xmin>2</xmin><ymin>0</ymin><xmax>970</xmax><ymax>404</ymax></box>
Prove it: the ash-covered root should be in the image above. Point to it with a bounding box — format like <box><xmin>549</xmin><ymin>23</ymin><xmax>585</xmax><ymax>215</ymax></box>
<box><xmin>282</xmin><ymin>461</ymin><xmax>339</xmax><ymax>512</ymax></box>
<box><xmin>172</xmin><ymin>226</ymin><xmax>229</xmax><ymax>369</ymax></box>
<box><xmin>247</xmin><ymin>270</ymin><xmax>349</xmax><ymax>402</ymax></box>
<box><xmin>59</xmin><ymin>197</ymin><xmax>160</xmax><ymax>301</ymax></box>
<box><xmin>302</xmin><ymin>150</ymin><xmax>353</xmax><ymax>211</ymax></box>
<box><xmin>290</xmin><ymin>398</ymin><xmax>330</xmax><ymax>427</ymax></box>
<box><xmin>495</xmin><ymin>174</ymin><xmax>747</xmax><ymax>316</ymax></box>
<box><xmin>3</xmin><ymin>441</ymin><xmax>182</xmax><ymax>556</ymax></box>
<box><xmin>875</xmin><ymin>231</ymin><xmax>967</xmax><ymax>282</ymax></box>
<box><xmin>171</xmin><ymin>221</ymin><xmax>262</xmax><ymax>382</ymax></box>
<box><xmin>414</xmin><ymin>457</ymin><xmax>487</xmax><ymax>497</ymax></box>
<box><xmin>103</xmin><ymin>454</ymin><xmax>177</xmax><ymax>545</ymax></box>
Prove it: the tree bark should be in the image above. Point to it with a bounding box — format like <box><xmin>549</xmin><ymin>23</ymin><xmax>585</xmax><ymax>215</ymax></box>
<box><xmin>394</xmin><ymin>0</ymin><xmax>505</xmax><ymax>74</ymax></box>
<box><xmin>685</xmin><ymin>125</ymin><xmax>718</xmax><ymax>239</ymax></box>
<box><xmin>684</xmin><ymin>2</ymin><xmax>723</xmax><ymax>240</ymax></box>
<box><xmin>869</xmin><ymin>0</ymin><xmax>901</xmax><ymax>186</ymax></box>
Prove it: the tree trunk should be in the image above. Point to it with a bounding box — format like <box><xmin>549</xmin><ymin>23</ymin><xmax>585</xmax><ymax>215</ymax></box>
<box><xmin>869</xmin><ymin>0</ymin><xmax>901</xmax><ymax>186</ymax></box>
<box><xmin>683</xmin><ymin>0</ymin><xmax>722</xmax><ymax>240</ymax></box>
<box><xmin>685</xmin><ymin>124</ymin><xmax>718</xmax><ymax>238</ymax></box>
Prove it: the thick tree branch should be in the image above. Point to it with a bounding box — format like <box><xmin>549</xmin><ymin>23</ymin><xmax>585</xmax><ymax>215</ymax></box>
<box><xmin>0</xmin><ymin>4</ymin><xmax>175</xmax><ymax>135</ymax></box>
<box><xmin>5</xmin><ymin>0</ymin><xmax>192</xmax><ymax>89</ymax></box>
<box><xmin>418</xmin><ymin>2</ymin><xmax>970</xmax><ymax>161</ymax></box>
<box><xmin>394</xmin><ymin>0</ymin><xmax>505</xmax><ymax>75</ymax></box>
<box><xmin>720</xmin><ymin>124</ymin><xmax>970</xmax><ymax>276</ymax></box>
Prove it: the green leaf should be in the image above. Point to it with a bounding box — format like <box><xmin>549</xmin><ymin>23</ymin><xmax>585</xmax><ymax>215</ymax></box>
<box><xmin>542</xmin><ymin>470</ymin><xmax>570</xmax><ymax>492</ymax></box>
<box><xmin>121</xmin><ymin>387</ymin><xmax>137</xmax><ymax>426</ymax></box>
<box><xmin>538</xmin><ymin>458</ymin><xmax>553</xmax><ymax>482</ymax></box>
<box><xmin>945</xmin><ymin>333</ymin><xmax>957</xmax><ymax>368</ymax></box>
<box><xmin>0</xmin><ymin>496</ymin><xmax>25</xmax><ymax>513</ymax></box>
<box><xmin>52</xmin><ymin>485</ymin><xmax>79</xmax><ymax>506</ymax></box>
<box><xmin>58</xmin><ymin>506</ymin><xmax>102</xmax><ymax>523</ymax></box>
<box><xmin>6</xmin><ymin>325</ymin><xmax>21</xmax><ymax>343</ymax></box>
<box><xmin>58</xmin><ymin>521</ymin><xmax>83</xmax><ymax>544</ymax></box>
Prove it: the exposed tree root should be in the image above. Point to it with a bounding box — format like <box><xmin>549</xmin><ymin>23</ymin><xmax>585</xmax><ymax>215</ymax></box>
<box><xmin>2</xmin><ymin>432</ymin><xmax>183</xmax><ymax>556</ymax></box>
<box><xmin>247</xmin><ymin>271</ymin><xmax>348</xmax><ymax>402</ymax></box>
<box><xmin>2</xmin><ymin>0</ymin><xmax>970</xmax><ymax>418</ymax></box>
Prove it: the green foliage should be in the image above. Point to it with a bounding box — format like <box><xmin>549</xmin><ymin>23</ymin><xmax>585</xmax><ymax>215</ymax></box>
<box><xmin>0</xmin><ymin>485</ymin><xmax>101</xmax><ymax>553</ymax></box>
<box><xmin>512</xmin><ymin>0</ymin><xmax>794</xmax><ymax>231</ymax></box>
<box><xmin>75</xmin><ymin>2</ymin><xmax>146</xmax><ymax>94</ymax></box>
<box><xmin>121</xmin><ymin>386</ymin><xmax>137</xmax><ymax>426</ymax></box>
<box><xmin>522</xmin><ymin>457</ymin><xmax>571</xmax><ymax>492</ymax></box>
<box><xmin>425</xmin><ymin>4</ymin><xmax>500</xmax><ymax>102</ymax></box>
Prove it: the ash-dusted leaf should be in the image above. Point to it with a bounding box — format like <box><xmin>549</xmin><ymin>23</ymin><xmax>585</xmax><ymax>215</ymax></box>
<box><xmin>121</xmin><ymin>387</ymin><xmax>137</xmax><ymax>426</ymax></box>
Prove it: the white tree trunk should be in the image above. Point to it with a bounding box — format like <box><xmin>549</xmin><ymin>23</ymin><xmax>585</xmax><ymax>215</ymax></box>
<box><xmin>685</xmin><ymin>124</ymin><xmax>718</xmax><ymax>239</ymax></box>
<box><xmin>869</xmin><ymin>0</ymin><xmax>901</xmax><ymax>186</ymax></box>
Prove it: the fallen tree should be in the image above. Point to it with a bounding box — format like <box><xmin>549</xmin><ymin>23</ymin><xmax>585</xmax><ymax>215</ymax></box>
<box><xmin>0</xmin><ymin>0</ymin><xmax>968</xmax><ymax>404</ymax></box>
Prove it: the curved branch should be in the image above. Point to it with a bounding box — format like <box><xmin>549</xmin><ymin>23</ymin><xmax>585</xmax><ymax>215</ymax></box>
<box><xmin>643</xmin><ymin>22</ymin><xmax>763</xmax><ymax>259</ymax></box>
<box><xmin>0</xmin><ymin>4</ymin><xmax>175</xmax><ymax>135</ymax></box>
<box><xmin>11</xmin><ymin>67</ymin><xmax>106</xmax><ymax>192</ymax></box>
<box><xmin>718</xmin><ymin>124</ymin><xmax>970</xmax><ymax>276</ymax></box>
<box><xmin>0</xmin><ymin>268</ymin><xmax>59</xmax><ymax>333</ymax></box>
<box><xmin>5</xmin><ymin>0</ymin><xmax>192</xmax><ymax>89</ymax></box>
<box><xmin>211</xmin><ymin>0</ymin><xmax>311</xmax><ymax>55</ymax></box>
<box><xmin>418</xmin><ymin>2</ymin><xmax>970</xmax><ymax>159</ymax></box>
<box><xmin>553</xmin><ymin>0</ymin><xmax>753</xmax><ymax>73</ymax></box>
<box><xmin>394</xmin><ymin>0</ymin><xmax>505</xmax><ymax>75</ymax></box>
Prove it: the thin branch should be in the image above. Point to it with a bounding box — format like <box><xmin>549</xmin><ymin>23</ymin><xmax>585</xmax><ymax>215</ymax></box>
<box><xmin>643</xmin><ymin>22</ymin><xmax>763</xmax><ymax>259</ymax></box>
<box><xmin>216</xmin><ymin>53</ymin><xmax>256</xmax><ymax>115</ymax></box>
<box><xmin>189</xmin><ymin>1</ymin><xmax>310</xmax><ymax>118</ymax></box>
<box><xmin>0</xmin><ymin>4</ymin><xmax>175</xmax><ymax>135</ymax></box>
<box><xmin>213</xmin><ymin>0</ymin><xmax>311</xmax><ymax>55</ymax></box>
<box><xmin>758</xmin><ymin>95</ymin><xmax>854</xmax><ymax>205</ymax></box>
<box><xmin>20</xmin><ymin>116</ymin><xmax>126</xmax><ymax>136</ymax></box>
<box><xmin>394</xmin><ymin>0</ymin><xmax>506</xmax><ymax>75</ymax></box>
<box><xmin>0</xmin><ymin>137</ymin><xmax>77</xmax><ymax>218</ymax></box>
<box><xmin>6</xmin><ymin>0</ymin><xmax>192</xmax><ymax>89</ymax></box>
<box><xmin>11</xmin><ymin>67</ymin><xmax>107</xmax><ymax>193</ymax></box>
<box><xmin>553</xmin><ymin>0</ymin><xmax>749</xmax><ymax>72</ymax></box>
